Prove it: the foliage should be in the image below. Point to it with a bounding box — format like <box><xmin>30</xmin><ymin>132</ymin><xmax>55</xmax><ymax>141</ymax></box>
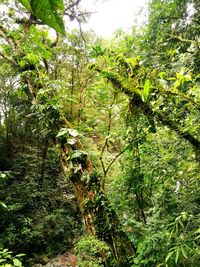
<box><xmin>19</xmin><ymin>0</ymin><xmax>65</xmax><ymax>34</ymax></box>
<box><xmin>0</xmin><ymin>144</ymin><xmax>82</xmax><ymax>261</ymax></box>
<box><xmin>0</xmin><ymin>0</ymin><xmax>199</xmax><ymax>266</ymax></box>
<box><xmin>0</xmin><ymin>248</ymin><xmax>25</xmax><ymax>267</ymax></box>
<box><xmin>75</xmin><ymin>236</ymin><xmax>111</xmax><ymax>267</ymax></box>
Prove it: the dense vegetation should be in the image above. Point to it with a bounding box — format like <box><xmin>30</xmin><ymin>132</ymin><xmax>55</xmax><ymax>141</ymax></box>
<box><xmin>0</xmin><ymin>0</ymin><xmax>199</xmax><ymax>266</ymax></box>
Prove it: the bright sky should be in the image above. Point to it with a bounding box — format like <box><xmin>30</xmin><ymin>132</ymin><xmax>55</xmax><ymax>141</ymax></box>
<box><xmin>69</xmin><ymin>0</ymin><xmax>149</xmax><ymax>37</ymax></box>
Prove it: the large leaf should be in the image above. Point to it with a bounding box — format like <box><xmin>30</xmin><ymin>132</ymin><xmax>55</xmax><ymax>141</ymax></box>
<box><xmin>68</xmin><ymin>128</ymin><xmax>79</xmax><ymax>137</ymax></box>
<box><xmin>142</xmin><ymin>79</ymin><xmax>150</xmax><ymax>103</ymax></box>
<box><xmin>19</xmin><ymin>0</ymin><xmax>65</xmax><ymax>34</ymax></box>
<box><xmin>19</xmin><ymin>0</ymin><xmax>31</xmax><ymax>10</ymax></box>
<box><xmin>13</xmin><ymin>258</ymin><xmax>22</xmax><ymax>267</ymax></box>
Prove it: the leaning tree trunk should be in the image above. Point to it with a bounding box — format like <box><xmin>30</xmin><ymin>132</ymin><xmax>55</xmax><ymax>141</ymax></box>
<box><xmin>46</xmin><ymin>113</ymin><xmax>135</xmax><ymax>267</ymax></box>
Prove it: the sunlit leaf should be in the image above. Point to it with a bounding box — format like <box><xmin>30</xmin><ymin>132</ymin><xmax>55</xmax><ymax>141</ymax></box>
<box><xmin>2</xmin><ymin>249</ymin><xmax>9</xmax><ymax>253</ymax></box>
<box><xmin>0</xmin><ymin>201</ymin><xmax>7</xmax><ymax>208</ymax></box>
<box><xmin>165</xmin><ymin>250</ymin><xmax>174</xmax><ymax>262</ymax></box>
<box><xmin>67</xmin><ymin>138</ymin><xmax>77</xmax><ymax>145</ymax></box>
<box><xmin>19</xmin><ymin>0</ymin><xmax>65</xmax><ymax>34</ymax></box>
<box><xmin>56</xmin><ymin>128</ymin><xmax>68</xmax><ymax>138</ymax></box>
<box><xmin>68</xmin><ymin>150</ymin><xmax>87</xmax><ymax>160</ymax></box>
<box><xmin>142</xmin><ymin>79</ymin><xmax>150</xmax><ymax>103</ymax></box>
<box><xmin>175</xmin><ymin>248</ymin><xmax>180</xmax><ymax>264</ymax></box>
<box><xmin>13</xmin><ymin>258</ymin><xmax>22</xmax><ymax>267</ymax></box>
<box><xmin>15</xmin><ymin>254</ymin><xmax>26</xmax><ymax>258</ymax></box>
<box><xmin>68</xmin><ymin>128</ymin><xmax>79</xmax><ymax>137</ymax></box>
<box><xmin>194</xmin><ymin>228</ymin><xmax>200</xmax><ymax>234</ymax></box>
<box><xmin>19</xmin><ymin>0</ymin><xmax>31</xmax><ymax>10</ymax></box>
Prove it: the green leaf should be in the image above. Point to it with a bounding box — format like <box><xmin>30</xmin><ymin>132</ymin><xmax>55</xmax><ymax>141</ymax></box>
<box><xmin>32</xmin><ymin>0</ymin><xmax>65</xmax><ymax>33</ymax></box>
<box><xmin>169</xmin><ymin>227</ymin><xmax>175</xmax><ymax>240</ymax></box>
<box><xmin>0</xmin><ymin>201</ymin><xmax>7</xmax><ymax>209</ymax></box>
<box><xmin>56</xmin><ymin>128</ymin><xmax>68</xmax><ymax>138</ymax></box>
<box><xmin>159</xmin><ymin>72</ymin><xmax>167</xmax><ymax>78</ymax></box>
<box><xmin>181</xmin><ymin>245</ymin><xmax>188</xmax><ymax>259</ymax></box>
<box><xmin>13</xmin><ymin>258</ymin><xmax>22</xmax><ymax>267</ymax></box>
<box><xmin>69</xmin><ymin>151</ymin><xmax>82</xmax><ymax>160</ymax></box>
<box><xmin>195</xmin><ymin>235</ymin><xmax>200</xmax><ymax>240</ymax></box>
<box><xmin>194</xmin><ymin>228</ymin><xmax>200</xmax><ymax>234</ymax></box>
<box><xmin>175</xmin><ymin>248</ymin><xmax>180</xmax><ymax>264</ymax></box>
<box><xmin>68</xmin><ymin>150</ymin><xmax>87</xmax><ymax>160</ymax></box>
<box><xmin>15</xmin><ymin>254</ymin><xmax>26</xmax><ymax>258</ymax></box>
<box><xmin>19</xmin><ymin>0</ymin><xmax>32</xmax><ymax>11</ymax></box>
<box><xmin>136</xmin><ymin>242</ymin><xmax>144</xmax><ymax>253</ymax></box>
<box><xmin>2</xmin><ymin>249</ymin><xmax>9</xmax><ymax>253</ymax></box>
<box><xmin>142</xmin><ymin>79</ymin><xmax>150</xmax><ymax>103</ymax></box>
<box><xmin>179</xmin><ymin>220</ymin><xmax>184</xmax><ymax>229</ymax></box>
<box><xmin>19</xmin><ymin>0</ymin><xmax>65</xmax><ymax>34</ymax></box>
<box><xmin>165</xmin><ymin>250</ymin><xmax>174</xmax><ymax>262</ymax></box>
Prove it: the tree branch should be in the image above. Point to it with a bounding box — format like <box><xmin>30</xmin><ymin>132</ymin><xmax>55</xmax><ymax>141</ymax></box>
<box><xmin>0</xmin><ymin>51</ymin><xmax>17</xmax><ymax>66</ymax></box>
<box><xmin>95</xmin><ymin>68</ymin><xmax>200</xmax><ymax>152</ymax></box>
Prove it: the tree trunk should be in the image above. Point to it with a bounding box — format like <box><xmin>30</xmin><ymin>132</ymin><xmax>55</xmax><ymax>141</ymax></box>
<box><xmin>70</xmin><ymin>69</ymin><xmax>75</xmax><ymax>121</ymax></box>
<box><xmin>55</xmin><ymin>117</ymin><xmax>135</xmax><ymax>266</ymax></box>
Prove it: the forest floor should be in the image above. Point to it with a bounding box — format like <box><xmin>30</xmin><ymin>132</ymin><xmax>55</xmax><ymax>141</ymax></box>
<box><xmin>33</xmin><ymin>252</ymin><xmax>77</xmax><ymax>267</ymax></box>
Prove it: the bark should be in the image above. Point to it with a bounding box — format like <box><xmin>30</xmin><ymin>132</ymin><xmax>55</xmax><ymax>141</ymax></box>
<box><xmin>70</xmin><ymin>70</ymin><xmax>74</xmax><ymax>121</ymax></box>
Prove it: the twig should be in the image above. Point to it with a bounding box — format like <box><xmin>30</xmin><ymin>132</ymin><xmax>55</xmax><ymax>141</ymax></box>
<box><xmin>100</xmin><ymin>94</ymin><xmax>116</xmax><ymax>187</ymax></box>
<box><xmin>101</xmin><ymin>142</ymin><xmax>131</xmax><ymax>190</ymax></box>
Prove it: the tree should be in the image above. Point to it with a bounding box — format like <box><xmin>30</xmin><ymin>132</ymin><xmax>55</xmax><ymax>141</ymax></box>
<box><xmin>0</xmin><ymin>0</ymin><xmax>199</xmax><ymax>266</ymax></box>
